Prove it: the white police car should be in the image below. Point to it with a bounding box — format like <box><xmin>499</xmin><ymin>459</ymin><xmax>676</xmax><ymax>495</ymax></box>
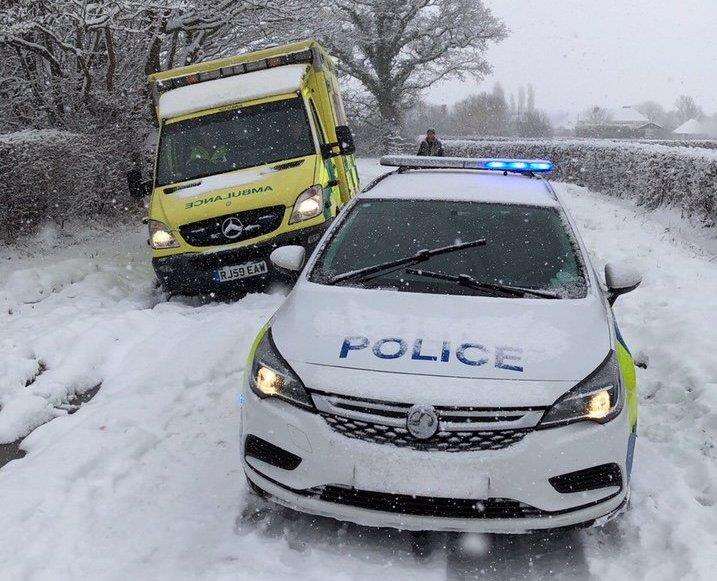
<box><xmin>241</xmin><ymin>155</ymin><xmax>641</xmax><ymax>533</ymax></box>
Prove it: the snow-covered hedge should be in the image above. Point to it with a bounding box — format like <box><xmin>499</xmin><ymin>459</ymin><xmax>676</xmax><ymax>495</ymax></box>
<box><xmin>0</xmin><ymin>130</ymin><xmax>143</xmax><ymax>243</ymax></box>
<box><xmin>444</xmin><ymin>139</ymin><xmax>717</xmax><ymax>222</ymax></box>
<box><xmin>444</xmin><ymin>135</ymin><xmax>717</xmax><ymax>150</ymax></box>
<box><xmin>641</xmin><ymin>139</ymin><xmax>717</xmax><ymax>150</ymax></box>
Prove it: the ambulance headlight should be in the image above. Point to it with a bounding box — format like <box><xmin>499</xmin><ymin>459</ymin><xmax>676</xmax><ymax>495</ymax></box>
<box><xmin>248</xmin><ymin>327</ymin><xmax>313</xmax><ymax>409</ymax></box>
<box><xmin>149</xmin><ymin>220</ymin><xmax>180</xmax><ymax>249</ymax></box>
<box><xmin>289</xmin><ymin>185</ymin><xmax>324</xmax><ymax>224</ymax></box>
<box><xmin>540</xmin><ymin>352</ymin><xmax>623</xmax><ymax>427</ymax></box>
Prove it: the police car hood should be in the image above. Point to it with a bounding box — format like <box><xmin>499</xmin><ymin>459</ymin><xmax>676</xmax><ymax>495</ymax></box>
<box><xmin>271</xmin><ymin>284</ymin><xmax>613</xmax><ymax>407</ymax></box>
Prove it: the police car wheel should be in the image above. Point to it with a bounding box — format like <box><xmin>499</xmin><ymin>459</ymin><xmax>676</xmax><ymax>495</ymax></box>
<box><xmin>410</xmin><ymin>531</ymin><xmax>439</xmax><ymax>560</ymax></box>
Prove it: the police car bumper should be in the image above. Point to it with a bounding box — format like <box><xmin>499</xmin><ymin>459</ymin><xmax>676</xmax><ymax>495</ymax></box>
<box><xmin>152</xmin><ymin>223</ymin><xmax>329</xmax><ymax>294</ymax></box>
<box><xmin>241</xmin><ymin>389</ymin><xmax>631</xmax><ymax>533</ymax></box>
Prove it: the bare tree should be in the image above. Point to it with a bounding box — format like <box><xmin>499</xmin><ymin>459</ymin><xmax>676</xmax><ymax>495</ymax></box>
<box><xmin>513</xmin><ymin>109</ymin><xmax>552</xmax><ymax>138</ymax></box>
<box><xmin>141</xmin><ymin>0</ymin><xmax>315</xmax><ymax>74</ymax></box>
<box><xmin>526</xmin><ymin>84</ymin><xmax>535</xmax><ymax>113</ymax></box>
<box><xmin>319</xmin><ymin>0</ymin><xmax>506</xmax><ymax>137</ymax></box>
<box><xmin>635</xmin><ymin>100</ymin><xmax>668</xmax><ymax>127</ymax></box>
<box><xmin>674</xmin><ymin>95</ymin><xmax>705</xmax><ymax>125</ymax></box>
<box><xmin>0</xmin><ymin>0</ymin><xmax>133</xmax><ymax>127</ymax></box>
<box><xmin>579</xmin><ymin>106</ymin><xmax>613</xmax><ymax>126</ymax></box>
<box><xmin>0</xmin><ymin>0</ymin><xmax>316</xmax><ymax>129</ymax></box>
<box><xmin>450</xmin><ymin>85</ymin><xmax>510</xmax><ymax>136</ymax></box>
<box><xmin>404</xmin><ymin>100</ymin><xmax>449</xmax><ymax>138</ymax></box>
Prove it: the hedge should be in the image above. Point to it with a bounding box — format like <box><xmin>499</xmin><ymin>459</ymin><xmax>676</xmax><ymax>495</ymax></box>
<box><xmin>444</xmin><ymin>139</ymin><xmax>717</xmax><ymax>222</ymax></box>
<box><xmin>2</xmin><ymin>133</ymin><xmax>715</xmax><ymax>243</ymax></box>
<box><xmin>0</xmin><ymin>130</ymin><xmax>144</xmax><ymax>243</ymax></box>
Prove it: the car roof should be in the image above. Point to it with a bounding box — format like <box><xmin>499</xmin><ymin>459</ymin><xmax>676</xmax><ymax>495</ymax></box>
<box><xmin>360</xmin><ymin>169</ymin><xmax>560</xmax><ymax>208</ymax></box>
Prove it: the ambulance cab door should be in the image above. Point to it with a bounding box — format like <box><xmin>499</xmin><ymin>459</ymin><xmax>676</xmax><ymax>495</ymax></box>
<box><xmin>326</xmin><ymin>77</ymin><xmax>360</xmax><ymax>202</ymax></box>
<box><xmin>307</xmin><ymin>97</ymin><xmax>341</xmax><ymax>217</ymax></box>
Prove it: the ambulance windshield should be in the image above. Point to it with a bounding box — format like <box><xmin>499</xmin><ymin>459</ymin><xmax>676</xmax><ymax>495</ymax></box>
<box><xmin>156</xmin><ymin>97</ymin><xmax>314</xmax><ymax>187</ymax></box>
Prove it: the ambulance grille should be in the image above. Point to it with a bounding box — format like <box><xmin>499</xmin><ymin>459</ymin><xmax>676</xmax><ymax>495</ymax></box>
<box><xmin>321</xmin><ymin>414</ymin><xmax>530</xmax><ymax>452</ymax></box>
<box><xmin>179</xmin><ymin>205</ymin><xmax>285</xmax><ymax>247</ymax></box>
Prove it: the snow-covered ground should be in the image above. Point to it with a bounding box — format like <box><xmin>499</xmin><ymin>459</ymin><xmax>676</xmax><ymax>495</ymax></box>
<box><xmin>0</xmin><ymin>159</ymin><xmax>715</xmax><ymax>580</ymax></box>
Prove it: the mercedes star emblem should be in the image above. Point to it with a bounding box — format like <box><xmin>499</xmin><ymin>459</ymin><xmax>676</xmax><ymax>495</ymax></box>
<box><xmin>221</xmin><ymin>216</ymin><xmax>244</xmax><ymax>239</ymax></box>
<box><xmin>406</xmin><ymin>404</ymin><xmax>439</xmax><ymax>440</ymax></box>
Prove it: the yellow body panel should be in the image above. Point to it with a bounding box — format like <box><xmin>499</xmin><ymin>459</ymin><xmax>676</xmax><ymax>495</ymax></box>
<box><xmin>617</xmin><ymin>342</ymin><xmax>638</xmax><ymax>429</ymax></box>
<box><xmin>147</xmin><ymin>41</ymin><xmax>358</xmax><ymax>265</ymax></box>
<box><xmin>150</xmin><ymin>153</ymin><xmax>328</xmax><ymax>258</ymax></box>
<box><xmin>148</xmin><ymin>40</ymin><xmax>329</xmax><ymax>85</ymax></box>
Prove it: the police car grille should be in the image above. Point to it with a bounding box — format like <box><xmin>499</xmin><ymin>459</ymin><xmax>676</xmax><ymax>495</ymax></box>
<box><xmin>312</xmin><ymin>391</ymin><xmax>543</xmax><ymax>452</ymax></box>
<box><xmin>309</xmin><ymin>486</ymin><xmax>545</xmax><ymax>519</ymax></box>
<box><xmin>321</xmin><ymin>414</ymin><xmax>530</xmax><ymax>452</ymax></box>
<box><xmin>179</xmin><ymin>205</ymin><xmax>285</xmax><ymax>247</ymax></box>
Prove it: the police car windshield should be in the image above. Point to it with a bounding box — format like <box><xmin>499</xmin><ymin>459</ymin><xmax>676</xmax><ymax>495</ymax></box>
<box><xmin>311</xmin><ymin>199</ymin><xmax>587</xmax><ymax>298</ymax></box>
<box><xmin>155</xmin><ymin>97</ymin><xmax>315</xmax><ymax>187</ymax></box>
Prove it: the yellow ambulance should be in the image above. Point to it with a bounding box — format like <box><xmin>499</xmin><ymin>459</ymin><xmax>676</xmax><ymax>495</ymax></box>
<box><xmin>129</xmin><ymin>40</ymin><xmax>360</xmax><ymax>294</ymax></box>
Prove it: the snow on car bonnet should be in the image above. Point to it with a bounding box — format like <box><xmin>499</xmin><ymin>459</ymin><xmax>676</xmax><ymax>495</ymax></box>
<box><xmin>271</xmin><ymin>284</ymin><xmax>611</xmax><ymax>384</ymax></box>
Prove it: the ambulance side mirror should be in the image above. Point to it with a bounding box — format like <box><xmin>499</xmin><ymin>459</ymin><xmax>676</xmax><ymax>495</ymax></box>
<box><xmin>270</xmin><ymin>246</ymin><xmax>306</xmax><ymax>273</ymax></box>
<box><xmin>605</xmin><ymin>262</ymin><xmax>642</xmax><ymax>305</ymax></box>
<box><xmin>335</xmin><ymin>125</ymin><xmax>356</xmax><ymax>155</ymax></box>
<box><xmin>127</xmin><ymin>168</ymin><xmax>151</xmax><ymax>199</ymax></box>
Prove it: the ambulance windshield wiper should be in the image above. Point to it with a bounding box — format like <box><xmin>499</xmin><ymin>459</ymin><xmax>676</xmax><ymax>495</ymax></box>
<box><xmin>405</xmin><ymin>268</ymin><xmax>561</xmax><ymax>299</ymax></box>
<box><xmin>327</xmin><ymin>239</ymin><xmax>487</xmax><ymax>285</ymax></box>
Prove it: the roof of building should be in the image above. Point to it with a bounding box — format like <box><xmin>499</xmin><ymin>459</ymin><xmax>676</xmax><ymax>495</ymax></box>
<box><xmin>611</xmin><ymin>106</ymin><xmax>650</xmax><ymax>125</ymax></box>
<box><xmin>361</xmin><ymin>169</ymin><xmax>559</xmax><ymax>207</ymax></box>
<box><xmin>576</xmin><ymin>106</ymin><xmax>662</xmax><ymax>130</ymax></box>
<box><xmin>673</xmin><ymin>118</ymin><xmax>706</xmax><ymax>135</ymax></box>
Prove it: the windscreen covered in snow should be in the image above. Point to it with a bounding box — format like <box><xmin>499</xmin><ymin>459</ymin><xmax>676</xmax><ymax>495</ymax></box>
<box><xmin>157</xmin><ymin>64</ymin><xmax>310</xmax><ymax>120</ymax></box>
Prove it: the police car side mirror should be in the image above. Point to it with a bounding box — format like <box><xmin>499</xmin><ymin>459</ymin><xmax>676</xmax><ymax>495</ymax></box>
<box><xmin>605</xmin><ymin>262</ymin><xmax>642</xmax><ymax>305</ymax></box>
<box><xmin>127</xmin><ymin>169</ymin><xmax>151</xmax><ymax>199</ymax></box>
<box><xmin>270</xmin><ymin>246</ymin><xmax>306</xmax><ymax>273</ymax></box>
<box><xmin>335</xmin><ymin>125</ymin><xmax>356</xmax><ymax>155</ymax></box>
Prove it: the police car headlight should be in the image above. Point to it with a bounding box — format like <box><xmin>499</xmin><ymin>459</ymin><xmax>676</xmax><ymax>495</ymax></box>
<box><xmin>540</xmin><ymin>352</ymin><xmax>623</xmax><ymax>427</ymax></box>
<box><xmin>248</xmin><ymin>326</ymin><xmax>313</xmax><ymax>409</ymax></box>
<box><xmin>149</xmin><ymin>220</ymin><xmax>180</xmax><ymax>249</ymax></box>
<box><xmin>289</xmin><ymin>185</ymin><xmax>323</xmax><ymax>224</ymax></box>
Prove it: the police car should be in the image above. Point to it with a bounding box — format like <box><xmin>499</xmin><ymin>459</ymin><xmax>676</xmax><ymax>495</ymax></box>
<box><xmin>241</xmin><ymin>155</ymin><xmax>641</xmax><ymax>533</ymax></box>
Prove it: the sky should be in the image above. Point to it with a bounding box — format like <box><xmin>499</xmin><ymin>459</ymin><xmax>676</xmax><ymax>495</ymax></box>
<box><xmin>430</xmin><ymin>0</ymin><xmax>717</xmax><ymax>116</ymax></box>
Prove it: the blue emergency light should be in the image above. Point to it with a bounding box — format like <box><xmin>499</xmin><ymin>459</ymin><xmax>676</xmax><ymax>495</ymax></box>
<box><xmin>380</xmin><ymin>155</ymin><xmax>555</xmax><ymax>174</ymax></box>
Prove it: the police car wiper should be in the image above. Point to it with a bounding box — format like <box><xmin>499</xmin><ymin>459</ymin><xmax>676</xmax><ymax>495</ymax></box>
<box><xmin>327</xmin><ymin>239</ymin><xmax>487</xmax><ymax>285</ymax></box>
<box><xmin>405</xmin><ymin>268</ymin><xmax>561</xmax><ymax>299</ymax></box>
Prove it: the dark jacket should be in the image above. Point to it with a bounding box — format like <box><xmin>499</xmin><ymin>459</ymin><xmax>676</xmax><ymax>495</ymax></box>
<box><xmin>417</xmin><ymin>138</ymin><xmax>444</xmax><ymax>156</ymax></box>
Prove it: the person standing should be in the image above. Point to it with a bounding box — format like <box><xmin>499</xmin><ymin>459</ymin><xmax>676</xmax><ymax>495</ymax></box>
<box><xmin>417</xmin><ymin>129</ymin><xmax>444</xmax><ymax>156</ymax></box>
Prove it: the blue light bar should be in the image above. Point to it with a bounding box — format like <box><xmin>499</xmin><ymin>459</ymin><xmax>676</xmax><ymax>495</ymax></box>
<box><xmin>380</xmin><ymin>155</ymin><xmax>555</xmax><ymax>174</ymax></box>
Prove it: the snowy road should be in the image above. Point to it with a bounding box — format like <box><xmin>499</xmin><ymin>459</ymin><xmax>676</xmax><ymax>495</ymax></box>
<box><xmin>0</xmin><ymin>160</ymin><xmax>715</xmax><ymax>580</ymax></box>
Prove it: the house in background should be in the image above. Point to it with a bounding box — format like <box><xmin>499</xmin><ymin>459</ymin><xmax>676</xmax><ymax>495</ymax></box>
<box><xmin>672</xmin><ymin>118</ymin><xmax>710</xmax><ymax>140</ymax></box>
<box><xmin>575</xmin><ymin>106</ymin><xmax>664</xmax><ymax>139</ymax></box>
<box><xmin>549</xmin><ymin>110</ymin><xmax>580</xmax><ymax>137</ymax></box>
